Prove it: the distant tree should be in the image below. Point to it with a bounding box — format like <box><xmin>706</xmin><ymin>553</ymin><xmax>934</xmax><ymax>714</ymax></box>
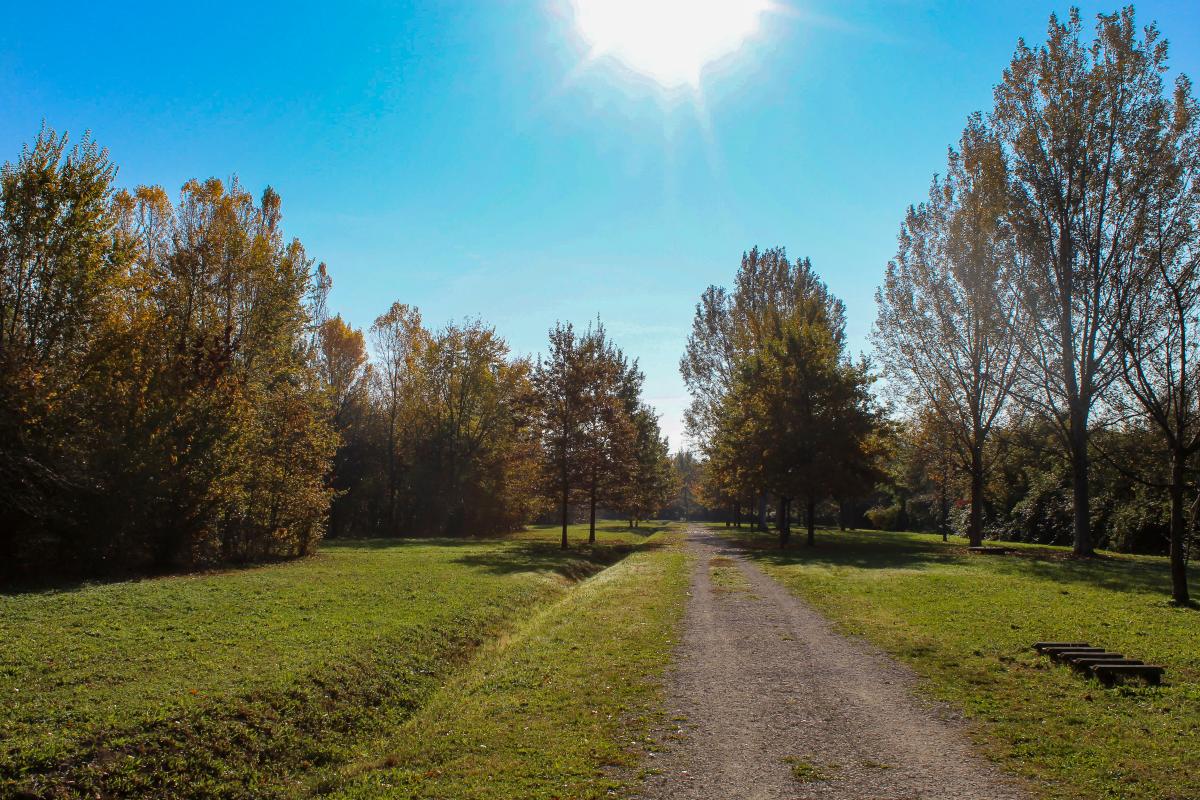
<box><xmin>682</xmin><ymin>248</ymin><xmax>849</xmax><ymax>532</ymax></box>
<box><xmin>736</xmin><ymin>314</ymin><xmax>882</xmax><ymax>546</ymax></box>
<box><xmin>992</xmin><ymin>9</ymin><xmax>1174</xmax><ymax>555</ymax></box>
<box><xmin>577</xmin><ymin>321</ymin><xmax>640</xmax><ymax>543</ymax></box>
<box><xmin>875</xmin><ymin>118</ymin><xmax>1025</xmax><ymax>546</ymax></box>
<box><xmin>670</xmin><ymin>450</ymin><xmax>703</xmax><ymax>521</ymax></box>
<box><xmin>614</xmin><ymin>406</ymin><xmax>675</xmax><ymax>527</ymax></box>
<box><xmin>680</xmin><ymin>285</ymin><xmax>736</xmax><ymax>450</ymax></box>
<box><xmin>421</xmin><ymin>319</ymin><xmax>538</xmax><ymax>534</ymax></box>
<box><xmin>689</xmin><ymin>251</ymin><xmax>877</xmax><ymax>547</ymax></box>
<box><xmin>531</xmin><ymin>323</ymin><xmax>587</xmax><ymax>549</ymax></box>
<box><xmin>370</xmin><ymin>303</ymin><xmax>430</xmax><ymax>532</ymax></box>
<box><xmin>887</xmin><ymin>410</ymin><xmax>960</xmax><ymax>541</ymax></box>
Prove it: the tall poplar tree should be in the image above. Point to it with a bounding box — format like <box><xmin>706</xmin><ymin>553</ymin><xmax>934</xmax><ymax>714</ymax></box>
<box><xmin>1110</xmin><ymin>70</ymin><xmax>1200</xmax><ymax>603</ymax></box>
<box><xmin>992</xmin><ymin>8</ymin><xmax>1173</xmax><ymax>555</ymax></box>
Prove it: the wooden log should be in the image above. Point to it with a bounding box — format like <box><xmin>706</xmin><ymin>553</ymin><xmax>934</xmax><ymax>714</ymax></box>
<box><xmin>1069</xmin><ymin>657</ymin><xmax>1140</xmax><ymax>672</ymax></box>
<box><xmin>1032</xmin><ymin>641</ymin><xmax>1090</xmax><ymax>652</ymax></box>
<box><xmin>1041</xmin><ymin>646</ymin><xmax>1104</xmax><ymax>658</ymax></box>
<box><xmin>968</xmin><ymin>546</ymin><xmax>1009</xmax><ymax>554</ymax></box>
<box><xmin>1091</xmin><ymin>663</ymin><xmax>1165</xmax><ymax>686</ymax></box>
<box><xmin>1049</xmin><ymin>648</ymin><xmax>1111</xmax><ymax>663</ymax></box>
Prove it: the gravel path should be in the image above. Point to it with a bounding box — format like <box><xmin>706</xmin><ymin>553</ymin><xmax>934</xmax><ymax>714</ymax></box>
<box><xmin>635</xmin><ymin>526</ymin><xmax>1030</xmax><ymax>800</ymax></box>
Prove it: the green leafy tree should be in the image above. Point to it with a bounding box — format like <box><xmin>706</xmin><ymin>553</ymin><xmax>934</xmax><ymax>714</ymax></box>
<box><xmin>531</xmin><ymin>323</ymin><xmax>588</xmax><ymax>549</ymax></box>
<box><xmin>0</xmin><ymin>127</ymin><xmax>130</xmax><ymax>573</ymax></box>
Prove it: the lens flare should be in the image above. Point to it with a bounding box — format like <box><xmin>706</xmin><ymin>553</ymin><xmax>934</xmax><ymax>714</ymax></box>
<box><xmin>572</xmin><ymin>0</ymin><xmax>768</xmax><ymax>87</ymax></box>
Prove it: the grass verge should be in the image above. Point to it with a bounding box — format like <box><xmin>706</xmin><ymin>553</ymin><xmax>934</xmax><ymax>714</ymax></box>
<box><xmin>719</xmin><ymin>524</ymin><xmax>1200</xmax><ymax>800</ymax></box>
<box><xmin>323</xmin><ymin>528</ymin><xmax>689</xmax><ymax>799</ymax></box>
<box><xmin>0</xmin><ymin>522</ymin><xmax>663</xmax><ymax>798</ymax></box>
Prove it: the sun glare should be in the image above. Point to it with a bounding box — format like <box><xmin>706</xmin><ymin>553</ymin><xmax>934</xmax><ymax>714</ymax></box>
<box><xmin>572</xmin><ymin>0</ymin><xmax>768</xmax><ymax>87</ymax></box>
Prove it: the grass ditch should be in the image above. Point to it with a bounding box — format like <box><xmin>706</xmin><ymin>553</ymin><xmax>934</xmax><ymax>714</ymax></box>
<box><xmin>321</xmin><ymin>527</ymin><xmax>689</xmax><ymax>799</ymax></box>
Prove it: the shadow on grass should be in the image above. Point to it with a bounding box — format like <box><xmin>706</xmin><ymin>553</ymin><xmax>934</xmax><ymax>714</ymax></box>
<box><xmin>0</xmin><ymin>552</ymin><xmax>316</xmax><ymax>597</ymax></box>
<box><xmin>2</xmin><ymin>524</ymin><xmax>674</xmax><ymax>597</ymax></box>
<box><xmin>717</xmin><ymin>526</ymin><xmax>1191</xmax><ymax>598</ymax></box>
<box><xmin>452</xmin><ymin>526</ymin><xmax>671</xmax><ymax>581</ymax></box>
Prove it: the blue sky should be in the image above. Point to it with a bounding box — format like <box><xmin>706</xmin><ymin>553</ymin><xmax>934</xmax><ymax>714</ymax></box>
<box><xmin>4</xmin><ymin>1</ymin><xmax>1198</xmax><ymax>449</ymax></box>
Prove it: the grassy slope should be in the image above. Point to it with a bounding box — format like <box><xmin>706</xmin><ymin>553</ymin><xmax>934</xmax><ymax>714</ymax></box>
<box><xmin>0</xmin><ymin>522</ymin><xmax>667</xmax><ymax>798</ymax></box>
<box><xmin>719</xmin><ymin>525</ymin><xmax>1199</xmax><ymax>800</ymax></box>
<box><xmin>327</xmin><ymin>527</ymin><xmax>688</xmax><ymax>799</ymax></box>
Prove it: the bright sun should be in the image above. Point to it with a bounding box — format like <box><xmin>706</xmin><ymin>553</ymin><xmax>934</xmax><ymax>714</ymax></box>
<box><xmin>572</xmin><ymin>0</ymin><xmax>769</xmax><ymax>87</ymax></box>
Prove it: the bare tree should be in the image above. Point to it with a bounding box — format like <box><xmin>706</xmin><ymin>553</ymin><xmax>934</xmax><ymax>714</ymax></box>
<box><xmin>875</xmin><ymin>118</ymin><xmax>1025</xmax><ymax>546</ymax></box>
<box><xmin>1111</xmin><ymin>76</ymin><xmax>1200</xmax><ymax>603</ymax></box>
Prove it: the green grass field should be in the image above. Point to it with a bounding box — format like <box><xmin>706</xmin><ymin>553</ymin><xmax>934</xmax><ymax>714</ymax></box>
<box><xmin>0</xmin><ymin>522</ymin><xmax>685</xmax><ymax>799</ymax></box>
<box><xmin>719</xmin><ymin>524</ymin><xmax>1200</xmax><ymax>800</ymax></box>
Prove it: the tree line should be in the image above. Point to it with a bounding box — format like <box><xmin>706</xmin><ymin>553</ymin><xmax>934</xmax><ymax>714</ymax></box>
<box><xmin>0</xmin><ymin>129</ymin><xmax>674</xmax><ymax>579</ymax></box>
<box><xmin>876</xmin><ymin>6</ymin><xmax>1199</xmax><ymax>604</ymax></box>
<box><xmin>679</xmin><ymin>7</ymin><xmax>1197</xmax><ymax>605</ymax></box>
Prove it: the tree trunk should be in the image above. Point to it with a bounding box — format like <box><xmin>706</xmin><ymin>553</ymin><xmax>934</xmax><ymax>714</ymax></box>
<box><xmin>1170</xmin><ymin>449</ymin><xmax>1191</xmax><ymax>605</ymax></box>
<box><xmin>779</xmin><ymin>497</ymin><xmax>790</xmax><ymax>547</ymax></box>
<box><xmin>560</xmin><ymin>467</ymin><xmax>569</xmax><ymax>550</ymax></box>
<box><xmin>589</xmin><ymin>483</ymin><xmax>597</xmax><ymax>544</ymax></box>
<box><xmin>968</xmin><ymin>444</ymin><xmax>984</xmax><ymax>547</ymax></box>
<box><xmin>940</xmin><ymin>481</ymin><xmax>950</xmax><ymax>543</ymax></box>
<box><xmin>806</xmin><ymin>497</ymin><xmax>816</xmax><ymax>547</ymax></box>
<box><xmin>1068</xmin><ymin>411</ymin><xmax>1093</xmax><ymax>556</ymax></box>
<box><xmin>757</xmin><ymin>494</ymin><xmax>768</xmax><ymax>532</ymax></box>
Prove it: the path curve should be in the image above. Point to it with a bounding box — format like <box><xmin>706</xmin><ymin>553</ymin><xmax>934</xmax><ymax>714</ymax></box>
<box><xmin>635</xmin><ymin>525</ymin><xmax>1029</xmax><ymax>800</ymax></box>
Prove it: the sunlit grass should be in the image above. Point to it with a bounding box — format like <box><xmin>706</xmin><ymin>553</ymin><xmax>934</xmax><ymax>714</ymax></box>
<box><xmin>327</xmin><ymin>526</ymin><xmax>688</xmax><ymax>799</ymax></box>
<box><xmin>0</xmin><ymin>522</ymin><xmax>672</xmax><ymax>798</ymax></box>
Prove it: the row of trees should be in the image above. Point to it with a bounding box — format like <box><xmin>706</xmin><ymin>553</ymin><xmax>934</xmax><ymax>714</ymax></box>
<box><xmin>681</xmin><ymin>247</ymin><xmax>884</xmax><ymax>546</ymax></box>
<box><xmin>1</xmin><ymin>128</ymin><xmax>674</xmax><ymax>578</ymax></box>
<box><xmin>316</xmin><ymin>305</ymin><xmax>540</xmax><ymax>538</ymax></box>
<box><xmin>321</xmin><ymin>310</ymin><xmax>675</xmax><ymax>547</ymax></box>
<box><xmin>874</xmin><ymin>7</ymin><xmax>1198</xmax><ymax>603</ymax></box>
<box><xmin>1</xmin><ymin>129</ymin><xmax>336</xmax><ymax>574</ymax></box>
<box><xmin>531</xmin><ymin>321</ymin><xmax>676</xmax><ymax>547</ymax></box>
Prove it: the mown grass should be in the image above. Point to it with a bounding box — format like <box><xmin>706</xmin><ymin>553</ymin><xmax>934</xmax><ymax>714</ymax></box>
<box><xmin>324</xmin><ymin>527</ymin><xmax>689</xmax><ymax>799</ymax></box>
<box><xmin>0</xmin><ymin>522</ymin><xmax>667</xmax><ymax>798</ymax></box>
<box><xmin>719</xmin><ymin>524</ymin><xmax>1200</xmax><ymax>800</ymax></box>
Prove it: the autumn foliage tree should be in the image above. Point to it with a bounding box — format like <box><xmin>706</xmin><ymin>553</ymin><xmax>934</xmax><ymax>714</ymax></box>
<box><xmin>531</xmin><ymin>320</ymin><xmax>670</xmax><ymax>548</ymax></box>
<box><xmin>874</xmin><ymin>118</ymin><xmax>1025</xmax><ymax>547</ymax></box>
<box><xmin>0</xmin><ymin>128</ymin><xmax>337</xmax><ymax>576</ymax></box>
<box><xmin>685</xmin><ymin>248</ymin><xmax>883</xmax><ymax>546</ymax></box>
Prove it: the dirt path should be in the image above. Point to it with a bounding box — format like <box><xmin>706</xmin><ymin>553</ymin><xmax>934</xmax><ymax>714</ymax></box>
<box><xmin>635</xmin><ymin>526</ymin><xmax>1029</xmax><ymax>800</ymax></box>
